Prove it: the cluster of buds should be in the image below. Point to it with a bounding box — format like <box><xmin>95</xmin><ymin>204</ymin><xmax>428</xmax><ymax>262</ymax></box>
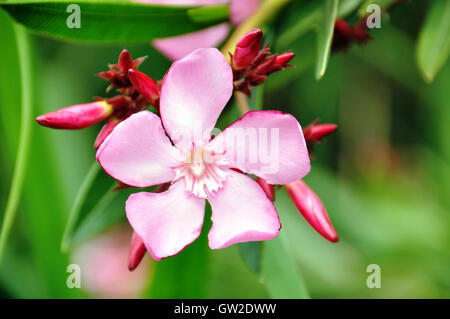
<box><xmin>332</xmin><ymin>18</ymin><xmax>373</xmax><ymax>52</ymax></box>
<box><xmin>230</xmin><ymin>29</ymin><xmax>294</xmax><ymax>97</ymax></box>
<box><xmin>254</xmin><ymin>121</ymin><xmax>339</xmax><ymax>244</ymax></box>
<box><xmin>36</xmin><ymin>50</ymin><xmax>160</xmax><ymax>149</ymax></box>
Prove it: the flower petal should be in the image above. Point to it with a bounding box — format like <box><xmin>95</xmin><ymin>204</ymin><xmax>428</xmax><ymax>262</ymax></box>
<box><xmin>207</xmin><ymin>170</ymin><xmax>280</xmax><ymax>249</ymax></box>
<box><xmin>153</xmin><ymin>23</ymin><xmax>230</xmax><ymax>62</ymax></box>
<box><xmin>160</xmin><ymin>48</ymin><xmax>233</xmax><ymax>149</ymax></box>
<box><xmin>230</xmin><ymin>0</ymin><xmax>260</xmax><ymax>26</ymax></box>
<box><xmin>97</xmin><ymin>110</ymin><xmax>178</xmax><ymax>187</ymax></box>
<box><xmin>209</xmin><ymin>110</ymin><xmax>311</xmax><ymax>185</ymax></box>
<box><xmin>126</xmin><ymin>179</ymin><xmax>206</xmax><ymax>261</ymax></box>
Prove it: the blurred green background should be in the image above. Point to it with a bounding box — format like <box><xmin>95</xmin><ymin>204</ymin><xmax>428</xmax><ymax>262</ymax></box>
<box><xmin>0</xmin><ymin>0</ymin><xmax>449</xmax><ymax>298</ymax></box>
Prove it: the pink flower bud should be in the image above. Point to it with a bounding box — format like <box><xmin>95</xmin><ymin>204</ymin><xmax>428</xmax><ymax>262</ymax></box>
<box><xmin>257</xmin><ymin>177</ymin><xmax>275</xmax><ymax>202</ymax></box>
<box><xmin>233</xmin><ymin>28</ymin><xmax>263</xmax><ymax>70</ymax></box>
<box><xmin>128</xmin><ymin>232</ymin><xmax>147</xmax><ymax>271</ymax></box>
<box><xmin>128</xmin><ymin>69</ymin><xmax>160</xmax><ymax>105</ymax></box>
<box><xmin>285</xmin><ymin>180</ymin><xmax>338</xmax><ymax>242</ymax></box>
<box><xmin>303</xmin><ymin>123</ymin><xmax>338</xmax><ymax>143</ymax></box>
<box><xmin>36</xmin><ymin>101</ymin><xmax>112</xmax><ymax>130</ymax></box>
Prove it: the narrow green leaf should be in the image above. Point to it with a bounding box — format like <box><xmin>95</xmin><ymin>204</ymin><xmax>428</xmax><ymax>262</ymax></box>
<box><xmin>276</xmin><ymin>0</ymin><xmax>358</xmax><ymax>50</ymax></box>
<box><xmin>61</xmin><ymin>161</ymin><xmax>115</xmax><ymax>251</ymax></box>
<box><xmin>70</xmin><ymin>184</ymin><xmax>131</xmax><ymax>246</ymax></box>
<box><xmin>0</xmin><ymin>1</ymin><xmax>229</xmax><ymax>43</ymax></box>
<box><xmin>187</xmin><ymin>4</ymin><xmax>229</xmax><ymax>24</ymax></box>
<box><xmin>262</xmin><ymin>231</ymin><xmax>310</xmax><ymax>299</ymax></box>
<box><xmin>276</xmin><ymin>1</ymin><xmax>322</xmax><ymax>49</ymax></box>
<box><xmin>416</xmin><ymin>0</ymin><xmax>450</xmax><ymax>82</ymax></box>
<box><xmin>0</xmin><ymin>24</ymin><xmax>33</xmax><ymax>265</ymax></box>
<box><xmin>269</xmin><ymin>32</ymin><xmax>316</xmax><ymax>92</ymax></box>
<box><xmin>238</xmin><ymin>241</ymin><xmax>263</xmax><ymax>274</ymax></box>
<box><xmin>338</xmin><ymin>0</ymin><xmax>363</xmax><ymax>17</ymax></box>
<box><xmin>315</xmin><ymin>0</ymin><xmax>339</xmax><ymax>80</ymax></box>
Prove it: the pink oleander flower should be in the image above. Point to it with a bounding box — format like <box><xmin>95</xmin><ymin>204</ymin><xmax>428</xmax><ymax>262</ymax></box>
<box><xmin>97</xmin><ymin>48</ymin><xmax>310</xmax><ymax>260</ymax></box>
<box><xmin>137</xmin><ymin>0</ymin><xmax>260</xmax><ymax>61</ymax></box>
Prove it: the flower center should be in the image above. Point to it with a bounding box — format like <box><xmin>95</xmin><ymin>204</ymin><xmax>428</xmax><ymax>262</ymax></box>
<box><xmin>173</xmin><ymin>147</ymin><xmax>228</xmax><ymax>198</ymax></box>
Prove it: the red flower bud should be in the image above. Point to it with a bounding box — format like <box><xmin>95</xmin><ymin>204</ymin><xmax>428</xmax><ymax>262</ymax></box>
<box><xmin>352</xmin><ymin>18</ymin><xmax>372</xmax><ymax>43</ymax></box>
<box><xmin>335</xmin><ymin>19</ymin><xmax>353</xmax><ymax>37</ymax></box>
<box><xmin>128</xmin><ymin>232</ymin><xmax>146</xmax><ymax>271</ymax></box>
<box><xmin>118</xmin><ymin>49</ymin><xmax>134</xmax><ymax>74</ymax></box>
<box><xmin>117</xmin><ymin>49</ymin><xmax>146</xmax><ymax>74</ymax></box>
<box><xmin>274</xmin><ymin>51</ymin><xmax>294</xmax><ymax>65</ymax></box>
<box><xmin>285</xmin><ymin>180</ymin><xmax>338</xmax><ymax>242</ymax></box>
<box><xmin>333</xmin><ymin>18</ymin><xmax>372</xmax><ymax>52</ymax></box>
<box><xmin>256</xmin><ymin>177</ymin><xmax>275</xmax><ymax>202</ymax></box>
<box><xmin>233</xmin><ymin>28</ymin><xmax>263</xmax><ymax>70</ymax></box>
<box><xmin>254</xmin><ymin>55</ymin><xmax>276</xmax><ymax>75</ymax></box>
<box><xmin>36</xmin><ymin>101</ymin><xmax>112</xmax><ymax>130</ymax></box>
<box><xmin>97</xmin><ymin>50</ymin><xmax>147</xmax><ymax>89</ymax></box>
<box><xmin>265</xmin><ymin>52</ymin><xmax>294</xmax><ymax>75</ymax></box>
<box><xmin>128</xmin><ymin>69</ymin><xmax>160</xmax><ymax>105</ymax></box>
<box><xmin>94</xmin><ymin>118</ymin><xmax>119</xmax><ymax>149</ymax></box>
<box><xmin>303</xmin><ymin>123</ymin><xmax>338</xmax><ymax>143</ymax></box>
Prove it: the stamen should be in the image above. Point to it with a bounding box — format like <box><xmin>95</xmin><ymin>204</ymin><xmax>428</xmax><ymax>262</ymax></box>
<box><xmin>173</xmin><ymin>147</ymin><xmax>228</xmax><ymax>198</ymax></box>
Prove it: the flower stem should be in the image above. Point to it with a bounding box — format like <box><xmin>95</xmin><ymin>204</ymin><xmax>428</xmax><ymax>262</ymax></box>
<box><xmin>0</xmin><ymin>24</ymin><xmax>33</xmax><ymax>264</ymax></box>
<box><xmin>221</xmin><ymin>0</ymin><xmax>292</xmax><ymax>59</ymax></box>
<box><xmin>234</xmin><ymin>91</ymin><xmax>251</xmax><ymax>114</ymax></box>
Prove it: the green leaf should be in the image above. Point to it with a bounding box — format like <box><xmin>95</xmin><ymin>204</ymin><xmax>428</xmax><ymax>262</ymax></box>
<box><xmin>0</xmin><ymin>24</ymin><xmax>33</xmax><ymax>264</ymax></box>
<box><xmin>238</xmin><ymin>241</ymin><xmax>263</xmax><ymax>274</ymax></box>
<box><xmin>416</xmin><ymin>0</ymin><xmax>450</xmax><ymax>82</ymax></box>
<box><xmin>187</xmin><ymin>4</ymin><xmax>229</xmax><ymax>24</ymax></box>
<box><xmin>268</xmin><ymin>32</ymin><xmax>316</xmax><ymax>93</ymax></box>
<box><xmin>276</xmin><ymin>0</ymin><xmax>358</xmax><ymax>50</ymax></box>
<box><xmin>70</xmin><ymin>184</ymin><xmax>131</xmax><ymax>247</ymax></box>
<box><xmin>0</xmin><ymin>1</ymin><xmax>229</xmax><ymax>43</ymax></box>
<box><xmin>276</xmin><ymin>1</ymin><xmax>322</xmax><ymax>49</ymax></box>
<box><xmin>61</xmin><ymin>161</ymin><xmax>116</xmax><ymax>251</ymax></box>
<box><xmin>262</xmin><ymin>231</ymin><xmax>310</xmax><ymax>299</ymax></box>
<box><xmin>338</xmin><ymin>0</ymin><xmax>363</xmax><ymax>17</ymax></box>
<box><xmin>315</xmin><ymin>0</ymin><xmax>339</xmax><ymax>80</ymax></box>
